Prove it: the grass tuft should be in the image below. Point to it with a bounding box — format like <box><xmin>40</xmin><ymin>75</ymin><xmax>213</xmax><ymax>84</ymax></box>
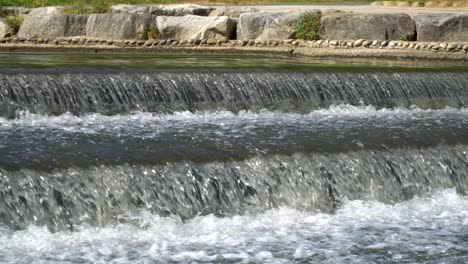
<box><xmin>5</xmin><ymin>15</ymin><xmax>23</xmax><ymax>35</ymax></box>
<box><xmin>295</xmin><ymin>11</ymin><xmax>321</xmax><ymax>41</ymax></box>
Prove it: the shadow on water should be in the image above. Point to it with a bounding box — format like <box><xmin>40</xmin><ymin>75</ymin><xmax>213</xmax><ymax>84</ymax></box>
<box><xmin>1</xmin><ymin>52</ymin><xmax>468</xmax><ymax>73</ymax></box>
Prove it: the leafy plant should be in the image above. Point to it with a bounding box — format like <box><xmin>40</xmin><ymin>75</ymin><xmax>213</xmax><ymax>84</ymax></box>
<box><xmin>5</xmin><ymin>14</ymin><xmax>23</xmax><ymax>35</ymax></box>
<box><xmin>399</xmin><ymin>35</ymin><xmax>408</xmax><ymax>41</ymax></box>
<box><xmin>147</xmin><ymin>24</ymin><xmax>159</xmax><ymax>39</ymax></box>
<box><xmin>295</xmin><ymin>11</ymin><xmax>321</xmax><ymax>40</ymax></box>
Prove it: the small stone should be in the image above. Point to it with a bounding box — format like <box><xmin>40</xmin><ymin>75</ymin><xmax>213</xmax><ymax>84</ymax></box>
<box><xmin>447</xmin><ymin>43</ymin><xmax>457</xmax><ymax>51</ymax></box>
<box><xmin>194</xmin><ymin>39</ymin><xmax>201</xmax><ymax>45</ymax></box>
<box><xmin>403</xmin><ymin>42</ymin><xmax>410</xmax><ymax>48</ymax></box>
<box><xmin>207</xmin><ymin>39</ymin><xmax>217</xmax><ymax>45</ymax></box>
<box><xmin>248</xmin><ymin>40</ymin><xmax>254</xmax><ymax>45</ymax></box>
<box><xmin>284</xmin><ymin>39</ymin><xmax>293</xmax><ymax>44</ymax></box>
<box><xmin>171</xmin><ymin>40</ymin><xmax>179</xmax><ymax>45</ymax></box>
<box><xmin>363</xmin><ymin>40</ymin><xmax>372</xmax><ymax>47</ymax></box>
<box><xmin>439</xmin><ymin>43</ymin><xmax>447</xmax><ymax>49</ymax></box>
<box><xmin>353</xmin><ymin>39</ymin><xmax>365</xmax><ymax>47</ymax></box>
<box><xmin>330</xmin><ymin>40</ymin><xmax>338</xmax><ymax>46</ymax></box>
<box><xmin>388</xmin><ymin>41</ymin><xmax>397</xmax><ymax>48</ymax></box>
<box><xmin>371</xmin><ymin>40</ymin><xmax>380</xmax><ymax>46</ymax></box>
<box><xmin>241</xmin><ymin>40</ymin><xmax>248</xmax><ymax>46</ymax></box>
<box><xmin>200</xmin><ymin>39</ymin><xmax>207</xmax><ymax>45</ymax></box>
<box><xmin>463</xmin><ymin>44</ymin><xmax>468</xmax><ymax>51</ymax></box>
<box><xmin>381</xmin><ymin>41</ymin><xmax>388</xmax><ymax>47</ymax></box>
<box><xmin>106</xmin><ymin>39</ymin><xmax>114</xmax><ymax>45</ymax></box>
<box><xmin>145</xmin><ymin>40</ymin><xmax>153</xmax><ymax>46</ymax></box>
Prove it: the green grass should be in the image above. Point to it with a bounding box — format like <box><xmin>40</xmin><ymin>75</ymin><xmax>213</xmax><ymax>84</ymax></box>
<box><xmin>5</xmin><ymin>14</ymin><xmax>23</xmax><ymax>34</ymax></box>
<box><xmin>295</xmin><ymin>11</ymin><xmax>321</xmax><ymax>41</ymax></box>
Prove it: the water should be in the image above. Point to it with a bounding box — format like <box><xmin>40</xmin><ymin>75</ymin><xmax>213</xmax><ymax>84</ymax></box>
<box><xmin>1</xmin><ymin>71</ymin><xmax>468</xmax><ymax>117</ymax></box>
<box><xmin>1</xmin><ymin>54</ymin><xmax>468</xmax><ymax>263</ymax></box>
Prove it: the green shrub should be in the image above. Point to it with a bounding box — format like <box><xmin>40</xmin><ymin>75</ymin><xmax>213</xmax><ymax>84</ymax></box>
<box><xmin>5</xmin><ymin>15</ymin><xmax>23</xmax><ymax>35</ymax></box>
<box><xmin>147</xmin><ymin>24</ymin><xmax>159</xmax><ymax>39</ymax></box>
<box><xmin>295</xmin><ymin>11</ymin><xmax>321</xmax><ymax>40</ymax></box>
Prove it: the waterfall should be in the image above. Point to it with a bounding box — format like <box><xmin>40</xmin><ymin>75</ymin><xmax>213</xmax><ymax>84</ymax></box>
<box><xmin>0</xmin><ymin>71</ymin><xmax>467</xmax><ymax>117</ymax></box>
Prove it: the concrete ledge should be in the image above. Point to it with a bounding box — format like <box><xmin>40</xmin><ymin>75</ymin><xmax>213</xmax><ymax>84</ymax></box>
<box><xmin>0</xmin><ymin>40</ymin><xmax>467</xmax><ymax>62</ymax></box>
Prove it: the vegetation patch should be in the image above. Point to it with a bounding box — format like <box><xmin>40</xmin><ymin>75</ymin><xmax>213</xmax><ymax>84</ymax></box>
<box><xmin>295</xmin><ymin>11</ymin><xmax>321</xmax><ymax>41</ymax></box>
<box><xmin>62</xmin><ymin>0</ymin><xmax>111</xmax><ymax>14</ymax></box>
<box><xmin>5</xmin><ymin>14</ymin><xmax>23</xmax><ymax>35</ymax></box>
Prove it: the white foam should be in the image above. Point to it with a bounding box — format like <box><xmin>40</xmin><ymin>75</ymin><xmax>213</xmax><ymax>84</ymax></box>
<box><xmin>1</xmin><ymin>105</ymin><xmax>467</xmax><ymax>135</ymax></box>
<box><xmin>1</xmin><ymin>189</ymin><xmax>467</xmax><ymax>263</ymax></box>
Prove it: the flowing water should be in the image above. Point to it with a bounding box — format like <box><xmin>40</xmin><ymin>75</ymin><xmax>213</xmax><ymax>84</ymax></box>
<box><xmin>0</xmin><ymin>54</ymin><xmax>468</xmax><ymax>263</ymax></box>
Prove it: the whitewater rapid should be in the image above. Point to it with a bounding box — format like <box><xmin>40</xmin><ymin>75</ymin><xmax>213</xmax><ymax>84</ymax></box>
<box><xmin>1</xmin><ymin>189</ymin><xmax>467</xmax><ymax>263</ymax></box>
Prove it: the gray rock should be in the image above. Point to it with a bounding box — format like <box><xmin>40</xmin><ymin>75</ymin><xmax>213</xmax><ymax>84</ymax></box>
<box><xmin>86</xmin><ymin>13</ymin><xmax>154</xmax><ymax>40</ymax></box>
<box><xmin>237</xmin><ymin>12</ymin><xmax>311</xmax><ymax>41</ymax></box>
<box><xmin>414</xmin><ymin>14</ymin><xmax>468</xmax><ymax>42</ymax></box>
<box><xmin>18</xmin><ymin>14</ymin><xmax>88</xmax><ymax>39</ymax></box>
<box><xmin>1</xmin><ymin>6</ymin><xmax>31</xmax><ymax>15</ymax></box>
<box><xmin>110</xmin><ymin>4</ymin><xmax>149</xmax><ymax>14</ymax></box>
<box><xmin>319</xmin><ymin>13</ymin><xmax>416</xmax><ymax>41</ymax></box>
<box><xmin>155</xmin><ymin>15</ymin><xmax>236</xmax><ymax>40</ymax></box>
<box><xmin>110</xmin><ymin>4</ymin><xmax>213</xmax><ymax>16</ymax></box>
<box><xmin>28</xmin><ymin>6</ymin><xmax>64</xmax><ymax>16</ymax></box>
<box><xmin>209</xmin><ymin>6</ymin><xmax>259</xmax><ymax>18</ymax></box>
<box><xmin>0</xmin><ymin>18</ymin><xmax>12</xmax><ymax>38</ymax></box>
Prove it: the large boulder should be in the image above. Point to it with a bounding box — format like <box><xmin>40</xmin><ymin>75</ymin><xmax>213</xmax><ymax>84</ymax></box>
<box><xmin>414</xmin><ymin>14</ymin><xmax>468</xmax><ymax>41</ymax></box>
<box><xmin>110</xmin><ymin>4</ymin><xmax>213</xmax><ymax>16</ymax></box>
<box><xmin>17</xmin><ymin>14</ymin><xmax>88</xmax><ymax>39</ymax></box>
<box><xmin>86</xmin><ymin>13</ymin><xmax>154</xmax><ymax>40</ymax></box>
<box><xmin>237</xmin><ymin>12</ymin><xmax>306</xmax><ymax>40</ymax></box>
<box><xmin>0</xmin><ymin>18</ymin><xmax>12</xmax><ymax>38</ymax></box>
<box><xmin>319</xmin><ymin>13</ymin><xmax>416</xmax><ymax>41</ymax></box>
<box><xmin>155</xmin><ymin>15</ymin><xmax>236</xmax><ymax>40</ymax></box>
<box><xmin>209</xmin><ymin>6</ymin><xmax>259</xmax><ymax>18</ymax></box>
<box><xmin>1</xmin><ymin>6</ymin><xmax>31</xmax><ymax>15</ymax></box>
<box><xmin>28</xmin><ymin>6</ymin><xmax>64</xmax><ymax>16</ymax></box>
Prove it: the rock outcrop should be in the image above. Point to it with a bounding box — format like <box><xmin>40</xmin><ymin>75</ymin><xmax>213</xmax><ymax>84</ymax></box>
<box><xmin>86</xmin><ymin>13</ymin><xmax>154</xmax><ymax>40</ymax></box>
<box><xmin>110</xmin><ymin>4</ymin><xmax>213</xmax><ymax>16</ymax></box>
<box><xmin>209</xmin><ymin>6</ymin><xmax>259</xmax><ymax>18</ymax></box>
<box><xmin>28</xmin><ymin>6</ymin><xmax>64</xmax><ymax>16</ymax></box>
<box><xmin>18</xmin><ymin>14</ymin><xmax>88</xmax><ymax>39</ymax></box>
<box><xmin>1</xmin><ymin>6</ymin><xmax>31</xmax><ymax>15</ymax></box>
<box><xmin>0</xmin><ymin>18</ymin><xmax>12</xmax><ymax>38</ymax></box>
<box><xmin>156</xmin><ymin>15</ymin><xmax>236</xmax><ymax>40</ymax></box>
<box><xmin>237</xmin><ymin>12</ymin><xmax>307</xmax><ymax>40</ymax></box>
<box><xmin>319</xmin><ymin>13</ymin><xmax>416</xmax><ymax>41</ymax></box>
<box><xmin>414</xmin><ymin>14</ymin><xmax>468</xmax><ymax>41</ymax></box>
